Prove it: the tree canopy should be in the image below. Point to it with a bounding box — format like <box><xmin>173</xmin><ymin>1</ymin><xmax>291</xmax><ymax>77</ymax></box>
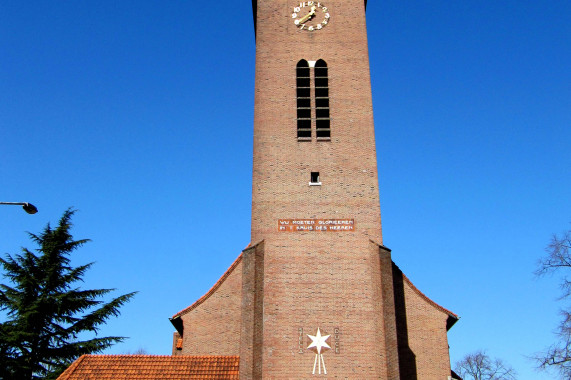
<box><xmin>0</xmin><ymin>209</ymin><xmax>136</xmax><ymax>379</ymax></box>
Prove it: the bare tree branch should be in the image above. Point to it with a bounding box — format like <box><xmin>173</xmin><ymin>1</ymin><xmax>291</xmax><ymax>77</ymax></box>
<box><xmin>535</xmin><ymin>228</ymin><xmax>571</xmax><ymax>378</ymax></box>
<box><xmin>454</xmin><ymin>350</ymin><xmax>517</xmax><ymax>380</ymax></box>
<box><xmin>536</xmin><ymin>231</ymin><xmax>571</xmax><ymax>277</ymax></box>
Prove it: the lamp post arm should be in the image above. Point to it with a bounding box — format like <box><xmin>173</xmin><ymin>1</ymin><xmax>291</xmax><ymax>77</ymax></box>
<box><xmin>0</xmin><ymin>202</ymin><xmax>38</xmax><ymax>214</ymax></box>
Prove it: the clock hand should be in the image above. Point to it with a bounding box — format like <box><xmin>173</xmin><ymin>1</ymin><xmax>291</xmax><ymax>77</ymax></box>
<box><xmin>298</xmin><ymin>6</ymin><xmax>317</xmax><ymax>24</ymax></box>
<box><xmin>298</xmin><ymin>13</ymin><xmax>312</xmax><ymax>24</ymax></box>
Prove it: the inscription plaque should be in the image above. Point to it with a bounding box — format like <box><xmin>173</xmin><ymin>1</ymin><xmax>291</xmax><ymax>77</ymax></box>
<box><xmin>278</xmin><ymin>219</ymin><xmax>355</xmax><ymax>232</ymax></box>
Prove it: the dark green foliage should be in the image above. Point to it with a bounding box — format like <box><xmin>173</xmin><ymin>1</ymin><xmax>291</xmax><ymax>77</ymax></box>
<box><xmin>0</xmin><ymin>209</ymin><xmax>136</xmax><ymax>379</ymax></box>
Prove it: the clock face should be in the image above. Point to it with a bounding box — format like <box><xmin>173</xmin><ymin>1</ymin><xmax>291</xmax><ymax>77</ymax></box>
<box><xmin>291</xmin><ymin>2</ymin><xmax>330</xmax><ymax>31</ymax></box>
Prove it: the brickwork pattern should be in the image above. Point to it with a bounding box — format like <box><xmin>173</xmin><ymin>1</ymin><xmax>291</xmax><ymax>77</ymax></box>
<box><xmin>248</xmin><ymin>0</ymin><xmax>387</xmax><ymax>377</ymax></box>
<box><xmin>248</xmin><ymin>235</ymin><xmax>392</xmax><ymax>378</ymax></box>
<box><xmin>393</xmin><ymin>264</ymin><xmax>453</xmax><ymax>380</ymax></box>
<box><xmin>173</xmin><ymin>256</ymin><xmax>243</xmax><ymax>356</ymax></box>
<box><xmin>376</xmin><ymin>243</ymin><xmax>401</xmax><ymax>379</ymax></box>
<box><xmin>251</xmin><ymin>0</ymin><xmax>382</xmax><ymax>244</ymax></box>
<box><xmin>240</xmin><ymin>241</ymin><xmax>265</xmax><ymax>379</ymax></box>
<box><xmin>168</xmin><ymin>0</ymin><xmax>458</xmax><ymax>378</ymax></box>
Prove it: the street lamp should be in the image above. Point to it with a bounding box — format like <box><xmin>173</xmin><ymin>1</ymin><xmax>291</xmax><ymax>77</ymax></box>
<box><xmin>0</xmin><ymin>202</ymin><xmax>38</xmax><ymax>214</ymax></box>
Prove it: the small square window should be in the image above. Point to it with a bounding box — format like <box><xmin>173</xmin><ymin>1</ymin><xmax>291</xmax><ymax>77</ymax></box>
<box><xmin>310</xmin><ymin>172</ymin><xmax>321</xmax><ymax>186</ymax></box>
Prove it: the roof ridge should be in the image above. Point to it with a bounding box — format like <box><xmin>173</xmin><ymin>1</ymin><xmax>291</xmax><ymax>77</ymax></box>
<box><xmin>81</xmin><ymin>354</ymin><xmax>240</xmax><ymax>357</ymax></box>
<box><xmin>57</xmin><ymin>354</ymin><xmax>87</xmax><ymax>380</ymax></box>
<box><xmin>57</xmin><ymin>355</ymin><xmax>240</xmax><ymax>379</ymax></box>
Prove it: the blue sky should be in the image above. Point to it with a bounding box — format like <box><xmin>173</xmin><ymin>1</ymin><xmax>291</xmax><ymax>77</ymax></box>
<box><xmin>1</xmin><ymin>1</ymin><xmax>569</xmax><ymax>379</ymax></box>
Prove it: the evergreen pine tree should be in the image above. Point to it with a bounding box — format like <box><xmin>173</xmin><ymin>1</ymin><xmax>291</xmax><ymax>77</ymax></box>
<box><xmin>0</xmin><ymin>209</ymin><xmax>136</xmax><ymax>379</ymax></box>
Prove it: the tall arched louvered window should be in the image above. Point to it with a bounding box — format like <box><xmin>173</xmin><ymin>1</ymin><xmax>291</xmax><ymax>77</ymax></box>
<box><xmin>314</xmin><ymin>59</ymin><xmax>330</xmax><ymax>139</ymax></box>
<box><xmin>296</xmin><ymin>60</ymin><xmax>311</xmax><ymax>139</ymax></box>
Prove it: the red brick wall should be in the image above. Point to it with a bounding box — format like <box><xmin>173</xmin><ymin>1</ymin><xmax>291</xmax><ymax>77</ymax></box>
<box><xmin>248</xmin><ymin>0</ymin><xmax>393</xmax><ymax>377</ymax></box>
<box><xmin>240</xmin><ymin>242</ymin><xmax>265</xmax><ymax>379</ymax></box>
<box><xmin>170</xmin><ymin>0</ymin><xmax>457</xmax><ymax>377</ymax></box>
<box><xmin>393</xmin><ymin>265</ymin><xmax>453</xmax><ymax>380</ymax></box>
<box><xmin>251</xmin><ymin>0</ymin><xmax>382</xmax><ymax>244</ymax></box>
<box><xmin>173</xmin><ymin>256</ymin><xmax>243</xmax><ymax>356</ymax></box>
<box><xmin>377</xmin><ymin>244</ymin><xmax>401</xmax><ymax>378</ymax></box>
<box><xmin>248</xmin><ymin>0</ymin><xmax>391</xmax><ymax>376</ymax></box>
<box><xmin>403</xmin><ymin>280</ymin><xmax>452</xmax><ymax>379</ymax></box>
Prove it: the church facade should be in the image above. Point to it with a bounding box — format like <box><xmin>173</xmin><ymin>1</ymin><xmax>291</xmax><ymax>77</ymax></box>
<box><xmin>169</xmin><ymin>1</ymin><xmax>459</xmax><ymax>379</ymax></box>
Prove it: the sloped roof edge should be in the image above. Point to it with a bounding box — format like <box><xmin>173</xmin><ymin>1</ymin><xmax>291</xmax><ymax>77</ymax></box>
<box><xmin>398</xmin><ymin>265</ymin><xmax>459</xmax><ymax>330</ymax></box>
<box><xmin>171</xmin><ymin>241</ymin><xmax>262</xmax><ymax>319</ymax></box>
<box><xmin>367</xmin><ymin>240</ymin><xmax>458</xmax><ymax>330</ymax></box>
<box><xmin>58</xmin><ymin>354</ymin><xmax>87</xmax><ymax>380</ymax></box>
<box><xmin>171</xmin><ymin>253</ymin><xmax>243</xmax><ymax>319</ymax></box>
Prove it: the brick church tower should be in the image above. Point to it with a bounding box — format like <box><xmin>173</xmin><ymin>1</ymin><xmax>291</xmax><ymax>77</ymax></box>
<box><xmin>170</xmin><ymin>1</ymin><xmax>459</xmax><ymax>379</ymax></box>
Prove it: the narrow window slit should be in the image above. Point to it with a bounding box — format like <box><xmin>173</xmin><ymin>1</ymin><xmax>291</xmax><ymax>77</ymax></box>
<box><xmin>296</xmin><ymin>60</ymin><xmax>312</xmax><ymax>139</ymax></box>
<box><xmin>314</xmin><ymin>59</ymin><xmax>330</xmax><ymax>139</ymax></box>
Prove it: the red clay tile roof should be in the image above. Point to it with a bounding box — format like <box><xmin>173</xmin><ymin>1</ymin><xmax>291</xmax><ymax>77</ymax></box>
<box><xmin>57</xmin><ymin>355</ymin><xmax>239</xmax><ymax>380</ymax></box>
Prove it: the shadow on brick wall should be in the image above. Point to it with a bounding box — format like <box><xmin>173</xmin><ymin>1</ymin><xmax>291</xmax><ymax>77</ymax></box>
<box><xmin>392</xmin><ymin>263</ymin><xmax>418</xmax><ymax>380</ymax></box>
